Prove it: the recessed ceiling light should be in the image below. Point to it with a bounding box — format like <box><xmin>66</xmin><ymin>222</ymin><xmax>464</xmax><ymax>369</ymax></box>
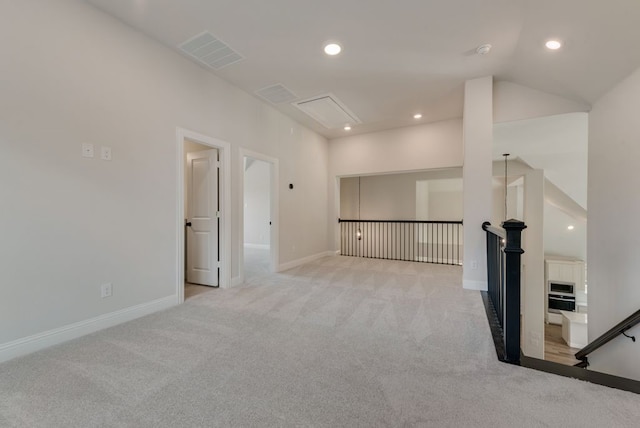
<box><xmin>545</xmin><ymin>40</ymin><xmax>562</xmax><ymax>50</ymax></box>
<box><xmin>567</xmin><ymin>225</ymin><xmax>575</xmax><ymax>230</ymax></box>
<box><xmin>344</xmin><ymin>125</ymin><xmax>352</xmax><ymax>131</ymax></box>
<box><xmin>413</xmin><ymin>113</ymin><xmax>423</xmax><ymax>119</ymax></box>
<box><xmin>324</xmin><ymin>43</ymin><xmax>342</xmax><ymax>56</ymax></box>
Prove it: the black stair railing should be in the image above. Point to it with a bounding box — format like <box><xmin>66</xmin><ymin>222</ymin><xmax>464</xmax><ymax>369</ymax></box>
<box><xmin>482</xmin><ymin>220</ymin><xmax>526</xmax><ymax>364</ymax></box>
<box><xmin>481</xmin><ymin>219</ymin><xmax>639</xmax><ymax>393</ymax></box>
<box><xmin>574</xmin><ymin>309</ymin><xmax>640</xmax><ymax>368</ymax></box>
<box><xmin>338</xmin><ymin>219</ymin><xmax>463</xmax><ymax>265</ymax></box>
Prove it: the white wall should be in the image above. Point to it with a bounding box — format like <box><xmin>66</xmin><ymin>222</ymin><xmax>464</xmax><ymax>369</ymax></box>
<box><xmin>416</xmin><ymin>180</ymin><xmax>430</xmax><ymax>220</ymax></box>
<box><xmin>0</xmin><ymin>0</ymin><xmax>329</xmax><ymax>357</ymax></box>
<box><xmin>543</xmin><ymin>203</ymin><xmax>586</xmax><ymax>261</ymax></box>
<box><xmin>340</xmin><ymin>177</ymin><xmax>360</xmax><ymax>219</ymax></box>
<box><xmin>588</xmin><ymin>66</ymin><xmax>640</xmax><ymax>381</ymax></box>
<box><xmin>494</xmin><ymin>81</ymin><xmax>590</xmax><ymax>124</ymax></box>
<box><xmin>329</xmin><ymin>119</ymin><xmax>463</xmax><ymax>251</ymax></box>
<box><xmin>330</xmin><ymin>119</ymin><xmax>463</xmax><ymax>176</ymax></box>
<box><xmin>427</xmin><ymin>179</ymin><xmax>464</xmax><ymax>220</ymax></box>
<box><xmin>462</xmin><ymin>77</ymin><xmax>493</xmax><ymax>291</ymax></box>
<box><xmin>521</xmin><ymin>169</ymin><xmax>545</xmax><ymax>359</ymax></box>
<box><xmin>244</xmin><ymin>159</ymin><xmax>271</xmax><ymax>246</ymax></box>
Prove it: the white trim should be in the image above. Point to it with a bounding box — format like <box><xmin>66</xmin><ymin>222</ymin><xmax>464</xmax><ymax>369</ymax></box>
<box><xmin>277</xmin><ymin>251</ymin><xmax>335</xmax><ymax>272</ymax></box>
<box><xmin>231</xmin><ymin>276</ymin><xmax>243</xmax><ymax>287</ymax></box>
<box><xmin>416</xmin><ymin>256</ymin><xmax>463</xmax><ymax>265</ymax></box>
<box><xmin>177</xmin><ymin>128</ymin><xmax>232</xmax><ymax>298</ymax></box>
<box><xmin>463</xmin><ymin>279</ymin><xmax>488</xmax><ymax>291</ymax></box>
<box><xmin>333</xmin><ymin>176</ymin><xmax>342</xmax><ymax>257</ymax></box>
<box><xmin>0</xmin><ymin>296</ymin><xmax>177</xmax><ymax>364</ymax></box>
<box><xmin>238</xmin><ymin>148</ymin><xmax>280</xmax><ymax>284</ymax></box>
<box><xmin>244</xmin><ymin>243</ymin><xmax>270</xmax><ymax>250</ymax></box>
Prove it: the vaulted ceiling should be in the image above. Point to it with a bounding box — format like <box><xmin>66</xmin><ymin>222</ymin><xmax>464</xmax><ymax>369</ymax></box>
<box><xmin>86</xmin><ymin>0</ymin><xmax>640</xmax><ymax>138</ymax></box>
<box><xmin>494</xmin><ymin>112</ymin><xmax>588</xmax><ymax>209</ymax></box>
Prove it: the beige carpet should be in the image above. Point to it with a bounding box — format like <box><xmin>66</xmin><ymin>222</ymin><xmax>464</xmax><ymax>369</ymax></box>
<box><xmin>0</xmin><ymin>256</ymin><xmax>638</xmax><ymax>427</ymax></box>
<box><xmin>243</xmin><ymin>245</ymin><xmax>271</xmax><ymax>282</ymax></box>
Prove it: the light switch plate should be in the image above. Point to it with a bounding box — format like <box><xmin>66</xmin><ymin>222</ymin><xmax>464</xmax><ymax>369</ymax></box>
<box><xmin>100</xmin><ymin>146</ymin><xmax>112</xmax><ymax>161</ymax></box>
<box><xmin>82</xmin><ymin>143</ymin><xmax>94</xmax><ymax>158</ymax></box>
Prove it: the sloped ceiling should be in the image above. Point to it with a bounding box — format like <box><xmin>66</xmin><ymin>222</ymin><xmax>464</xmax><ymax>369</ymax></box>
<box><xmin>85</xmin><ymin>0</ymin><xmax>640</xmax><ymax>138</ymax></box>
<box><xmin>493</xmin><ymin>113</ymin><xmax>588</xmax><ymax>209</ymax></box>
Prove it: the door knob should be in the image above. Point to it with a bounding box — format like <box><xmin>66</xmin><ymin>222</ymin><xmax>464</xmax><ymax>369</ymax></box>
<box><xmin>185</xmin><ymin>221</ymin><xmax>192</xmax><ymax>227</ymax></box>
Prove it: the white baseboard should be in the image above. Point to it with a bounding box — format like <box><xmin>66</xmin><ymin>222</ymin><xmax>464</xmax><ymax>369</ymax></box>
<box><xmin>230</xmin><ymin>275</ymin><xmax>243</xmax><ymax>287</ymax></box>
<box><xmin>416</xmin><ymin>256</ymin><xmax>463</xmax><ymax>265</ymax></box>
<box><xmin>243</xmin><ymin>243</ymin><xmax>270</xmax><ymax>250</ymax></box>
<box><xmin>463</xmin><ymin>279</ymin><xmax>488</xmax><ymax>291</ymax></box>
<box><xmin>0</xmin><ymin>295</ymin><xmax>178</xmax><ymax>364</ymax></box>
<box><xmin>278</xmin><ymin>251</ymin><xmax>335</xmax><ymax>272</ymax></box>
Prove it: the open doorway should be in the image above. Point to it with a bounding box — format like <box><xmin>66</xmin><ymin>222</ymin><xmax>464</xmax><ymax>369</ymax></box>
<box><xmin>177</xmin><ymin>128</ymin><xmax>231</xmax><ymax>303</ymax></box>
<box><xmin>184</xmin><ymin>140</ymin><xmax>219</xmax><ymax>299</ymax></box>
<box><xmin>240</xmin><ymin>149</ymin><xmax>278</xmax><ymax>283</ymax></box>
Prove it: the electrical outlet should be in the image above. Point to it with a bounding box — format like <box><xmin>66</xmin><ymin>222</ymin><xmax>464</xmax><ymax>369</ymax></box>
<box><xmin>101</xmin><ymin>283</ymin><xmax>112</xmax><ymax>298</ymax></box>
<box><xmin>100</xmin><ymin>146</ymin><xmax>112</xmax><ymax>161</ymax></box>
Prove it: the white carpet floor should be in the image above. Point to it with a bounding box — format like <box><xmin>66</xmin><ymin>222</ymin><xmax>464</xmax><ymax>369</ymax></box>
<box><xmin>1</xmin><ymin>256</ymin><xmax>638</xmax><ymax>427</ymax></box>
<box><xmin>243</xmin><ymin>246</ymin><xmax>271</xmax><ymax>282</ymax></box>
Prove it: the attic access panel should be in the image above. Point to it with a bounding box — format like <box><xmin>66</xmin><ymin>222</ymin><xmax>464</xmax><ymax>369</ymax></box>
<box><xmin>293</xmin><ymin>94</ymin><xmax>361</xmax><ymax>129</ymax></box>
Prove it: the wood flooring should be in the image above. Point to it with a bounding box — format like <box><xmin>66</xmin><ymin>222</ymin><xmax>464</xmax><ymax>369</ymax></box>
<box><xmin>544</xmin><ymin>322</ymin><xmax>581</xmax><ymax>366</ymax></box>
<box><xmin>184</xmin><ymin>282</ymin><xmax>215</xmax><ymax>299</ymax></box>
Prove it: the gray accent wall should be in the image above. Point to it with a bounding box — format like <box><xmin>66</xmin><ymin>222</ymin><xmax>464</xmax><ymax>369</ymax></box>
<box><xmin>340</xmin><ymin>169</ymin><xmax>463</xmax><ymax>221</ymax></box>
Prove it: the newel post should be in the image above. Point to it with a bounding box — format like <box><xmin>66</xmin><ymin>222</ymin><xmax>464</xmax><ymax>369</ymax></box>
<box><xmin>502</xmin><ymin>219</ymin><xmax>527</xmax><ymax>363</ymax></box>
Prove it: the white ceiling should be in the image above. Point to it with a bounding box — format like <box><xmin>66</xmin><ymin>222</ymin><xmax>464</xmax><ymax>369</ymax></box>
<box><xmin>86</xmin><ymin>0</ymin><xmax>640</xmax><ymax>138</ymax></box>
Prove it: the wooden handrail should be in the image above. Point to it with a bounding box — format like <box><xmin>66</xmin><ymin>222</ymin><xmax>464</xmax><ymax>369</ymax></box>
<box><xmin>482</xmin><ymin>221</ymin><xmax>505</xmax><ymax>239</ymax></box>
<box><xmin>339</xmin><ymin>219</ymin><xmax>462</xmax><ymax>224</ymax></box>
<box><xmin>575</xmin><ymin>309</ymin><xmax>640</xmax><ymax>366</ymax></box>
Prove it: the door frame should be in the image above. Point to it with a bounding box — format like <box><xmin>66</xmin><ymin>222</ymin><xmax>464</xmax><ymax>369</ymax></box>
<box><xmin>238</xmin><ymin>148</ymin><xmax>279</xmax><ymax>281</ymax></box>
<box><xmin>176</xmin><ymin>128</ymin><xmax>231</xmax><ymax>303</ymax></box>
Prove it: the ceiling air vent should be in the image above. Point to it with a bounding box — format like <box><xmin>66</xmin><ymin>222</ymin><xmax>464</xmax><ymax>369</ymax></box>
<box><xmin>255</xmin><ymin>84</ymin><xmax>298</xmax><ymax>104</ymax></box>
<box><xmin>179</xmin><ymin>31</ymin><xmax>244</xmax><ymax>70</ymax></box>
<box><xmin>294</xmin><ymin>94</ymin><xmax>361</xmax><ymax>129</ymax></box>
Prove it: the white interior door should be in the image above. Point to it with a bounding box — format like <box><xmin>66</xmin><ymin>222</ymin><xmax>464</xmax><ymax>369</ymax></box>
<box><xmin>187</xmin><ymin>149</ymin><xmax>219</xmax><ymax>286</ymax></box>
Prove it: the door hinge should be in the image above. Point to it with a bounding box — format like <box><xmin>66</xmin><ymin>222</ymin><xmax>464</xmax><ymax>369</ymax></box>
<box><xmin>216</xmin><ymin>161</ymin><xmax>221</xmax><ymax>168</ymax></box>
<box><xmin>217</xmin><ymin>261</ymin><xmax>221</xmax><ymax>268</ymax></box>
<box><xmin>216</xmin><ymin>211</ymin><xmax>221</xmax><ymax>218</ymax></box>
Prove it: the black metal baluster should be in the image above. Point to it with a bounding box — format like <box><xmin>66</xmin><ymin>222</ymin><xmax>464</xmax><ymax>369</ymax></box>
<box><xmin>447</xmin><ymin>223</ymin><xmax>451</xmax><ymax>265</ymax></box>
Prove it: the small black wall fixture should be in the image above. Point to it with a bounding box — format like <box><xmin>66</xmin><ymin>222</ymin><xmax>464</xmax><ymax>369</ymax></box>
<box><xmin>621</xmin><ymin>328</ymin><xmax>636</xmax><ymax>342</ymax></box>
<box><xmin>289</xmin><ymin>183</ymin><xmax>294</xmax><ymax>189</ymax></box>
